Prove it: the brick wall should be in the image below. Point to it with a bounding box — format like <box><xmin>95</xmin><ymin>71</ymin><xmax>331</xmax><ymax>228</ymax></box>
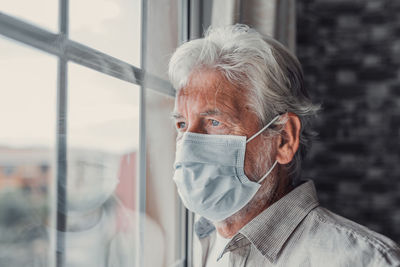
<box><xmin>297</xmin><ymin>0</ymin><xmax>400</xmax><ymax>242</ymax></box>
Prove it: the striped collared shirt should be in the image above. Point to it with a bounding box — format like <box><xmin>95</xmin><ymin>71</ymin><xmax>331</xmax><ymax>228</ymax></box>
<box><xmin>193</xmin><ymin>180</ymin><xmax>400</xmax><ymax>267</ymax></box>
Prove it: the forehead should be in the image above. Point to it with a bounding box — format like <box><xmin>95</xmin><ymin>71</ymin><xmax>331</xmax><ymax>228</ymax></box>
<box><xmin>176</xmin><ymin>69</ymin><xmax>246</xmax><ymax>113</ymax></box>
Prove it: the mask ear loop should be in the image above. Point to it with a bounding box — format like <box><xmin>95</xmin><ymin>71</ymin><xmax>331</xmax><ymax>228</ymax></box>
<box><xmin>257</xmin><ymin>160</ymin><xmax>278</xmax><ymax>184</ymax></box>
<box><xmin>246</xmin><ymin>114</ymin><xmax>281</xmax><ymax>143</ymax></box>
<box><xmin>245</xmin><ymin>114</ymin><xmax>281</xmax><ymax>184</ymax></box>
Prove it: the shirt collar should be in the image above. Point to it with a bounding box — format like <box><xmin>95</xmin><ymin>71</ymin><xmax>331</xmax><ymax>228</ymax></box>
<box><xmin>219</xmin><ymin>180</ymin><xmax>319</xmax><ymax>263</ymax></box>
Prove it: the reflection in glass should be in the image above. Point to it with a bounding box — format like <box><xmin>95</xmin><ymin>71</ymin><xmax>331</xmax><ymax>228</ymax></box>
<box><xmin>0</xmin><ymin>0</ymin><xmax>58</xmax><ymax>32</ymax></box>
<box><xmin>65</xmin><ymin>63</ymin><xmax>158</xmax><ymax>267</ymax></box>
<box><xmin>141</xmin><ymin>0</ymin><xmax>181</xmax><ymax>265</ymax></box>
<box><xmin>0</xmin><ymin>37</ymin><xmax>57</xmax><ymax>266</ymax></box>
<box><xmin>144</xmin><ymin>89</ymin><xmax>175</xmax><ymax>267</ymax></box>
<box><xmin>70</xmin><ymin>0</ymin><xmax>141</xmax><ymax>66</ymax></box>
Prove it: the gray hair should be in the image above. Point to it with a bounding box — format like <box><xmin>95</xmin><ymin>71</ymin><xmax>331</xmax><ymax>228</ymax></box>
<box><xmin>168</xmin><ymin>24</ymin><xmax>320</xmax><ymax>184</ymax></box>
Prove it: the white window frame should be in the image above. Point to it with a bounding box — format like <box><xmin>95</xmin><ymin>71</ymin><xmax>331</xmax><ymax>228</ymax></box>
<box><xmin>0</xmin><ymin>0</ymin><xmax>183</xmax><ymax>266</ymax></box>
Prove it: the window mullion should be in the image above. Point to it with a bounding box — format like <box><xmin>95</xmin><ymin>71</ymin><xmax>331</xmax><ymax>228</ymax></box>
<box><xmin>55</xmin><ymin>0</ymin><xmax>69</xmax><ymax>266</ymax></box>
<box><xmin>0</xmin><ymin>13</ymin><xmax>174</xmax><ymax>96</ymax></box>
<box><xmin>136</xmin><ymin>0</ymin><xmax>147</xmax><ymax>267</ymax></box>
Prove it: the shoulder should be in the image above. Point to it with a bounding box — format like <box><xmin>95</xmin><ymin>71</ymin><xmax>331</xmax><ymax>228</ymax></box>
<box><xmin>106</xmin><ymin>197</ymin><xmax>165</xmax><ymax>267</ymax></box>
<box><xmin>303</xmin><ymin>206</ymin><xmax>400</xmax><ymax>266</ymax></box>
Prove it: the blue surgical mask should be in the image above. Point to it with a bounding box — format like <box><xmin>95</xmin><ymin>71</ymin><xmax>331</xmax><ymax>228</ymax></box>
<box><xmin>173</xmin><ymin>115</ymin><xmax>280</xmax><ymax>222</ymax></box>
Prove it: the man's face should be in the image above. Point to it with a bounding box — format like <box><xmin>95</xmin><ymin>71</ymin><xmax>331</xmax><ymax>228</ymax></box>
<box><xmin>172</xmin><ymin>69</ymin><xmax>286</xmax><ymax>235</ymax></box>
<box><xmin>172</xmin><ymin>68</ymin><xmax>274</xmax><ymax>182</ymax></box>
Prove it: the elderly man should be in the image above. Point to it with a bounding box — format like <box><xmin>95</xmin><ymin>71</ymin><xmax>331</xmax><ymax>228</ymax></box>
<box><xmin>169</xmin><ymin>24</ymin><xmax>400</xmax><ymax>266</ymax></box>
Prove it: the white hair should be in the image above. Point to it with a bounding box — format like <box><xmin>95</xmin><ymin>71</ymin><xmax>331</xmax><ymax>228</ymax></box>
<box><xmin>168</xmin><ymin>24</ymin><xmax>320</xmax><ymax>184</ymax></box>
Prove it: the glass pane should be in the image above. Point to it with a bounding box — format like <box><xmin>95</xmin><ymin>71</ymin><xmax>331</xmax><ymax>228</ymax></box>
<box><xmin>0</xmin><ymin>0</ymin><xmax>58</xmax><ymax>32</ymax></box>
<box><xmin>0</xmin><ymin>37</ymin><xmax>57</xmax><ymax>265</ymax></box>
<box><xmin>144</xmin><ymin>89</ymin><xmax>177</xmax><ymax>267</ymax></box>
<box><xmin>142</xmin><ymin>0</ymin><xmax>181</xmax><ymax>266</ymax></box>
<box><xmin>66</xmin><ymin>62</ymin><xmax>139</xmax><ymax>266</ymax></box>
<box><xmin>70</xmin><ymin>0</ymin><xmax>141</xmax><ymax>66</ymax></box>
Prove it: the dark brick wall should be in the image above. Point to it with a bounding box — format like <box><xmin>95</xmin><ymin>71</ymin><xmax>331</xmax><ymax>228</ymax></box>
<box><xmin>297</xmin><ymin>0</ymin><xmax>400</xmax><ymax>243</ymax></box>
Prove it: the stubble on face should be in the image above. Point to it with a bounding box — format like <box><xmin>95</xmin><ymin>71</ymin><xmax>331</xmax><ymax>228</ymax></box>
<box><xmin>215</xmin><ymin>135</ymin><xmax>286</xmax><ymax>238</ymax></box>
<box><xmin>175</xmin><ymin>68</ymin><xmax>292</xmax><ymax>238</ymax></box>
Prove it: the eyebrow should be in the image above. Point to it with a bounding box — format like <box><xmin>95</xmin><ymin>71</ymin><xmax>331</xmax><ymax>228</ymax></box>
<box><xmin>199</xmin><ymin>109</ymin><xmax>222</xmax><ymax>116</ymax></box>
<box><xmin>170</xmin><ymin>112</ymin><xmax>184</xmax><ymax>120</ymax></box>
<box><xmin>170</xmin><ymin>109</ymin><xmax>223</xmax><ymax>120</ymax></box>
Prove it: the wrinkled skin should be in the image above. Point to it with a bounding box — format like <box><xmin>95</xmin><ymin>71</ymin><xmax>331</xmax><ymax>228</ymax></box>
<box><xmin>172</xmin><ymin>69</ymin><xmax>300</xmax><ymax>238</ymax></box>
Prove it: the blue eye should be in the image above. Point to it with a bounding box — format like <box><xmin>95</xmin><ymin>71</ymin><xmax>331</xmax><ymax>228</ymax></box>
<box><xmin>177</xmin><ymin>122</ymin><xmax>186</xmax><ymax>129</ymax></box>
<box><xmin>211</xmin><ymin>119</ymin><xmax>220</xmax><ymax>126</ymax></box>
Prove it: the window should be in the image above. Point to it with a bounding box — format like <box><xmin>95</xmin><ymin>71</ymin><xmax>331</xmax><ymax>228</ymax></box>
<box><xmin>0</xmin><ymin>1</ymin><xmax>186</xmax><ymax>266</ymax></box>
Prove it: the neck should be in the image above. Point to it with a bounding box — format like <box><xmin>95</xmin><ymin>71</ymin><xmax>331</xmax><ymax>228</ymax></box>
<box><xmin>215</xmin><ymin>170</ymin><xmax>293</xmax><ymax>238</ymax></box>
<box><xmin>66</xmin><ymin>207</ymin><xmax>103</xmax><ymax>232</ymax></box>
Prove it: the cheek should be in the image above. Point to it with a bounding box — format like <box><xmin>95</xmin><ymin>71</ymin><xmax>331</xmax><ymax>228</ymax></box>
<box><xmin>244</xmin><ymin>135</ymin><xmax>277</xmax><ymax>180</ymax></box>
<box><xmin>243</xmin><ymin>142</ymin><xmax>260</xmax><ymax>180</ymax></box>
<box><xmin>227</xmin><ymin>124</ymin><xmax>248</xmax><ymax>136</ymax></box>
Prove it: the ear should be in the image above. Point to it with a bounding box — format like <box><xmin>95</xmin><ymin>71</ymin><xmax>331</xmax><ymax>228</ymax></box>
<box><xmin>276</xmin><ymin>113</ymin><xmax>301</xmax><ymax>165</ymax></box>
